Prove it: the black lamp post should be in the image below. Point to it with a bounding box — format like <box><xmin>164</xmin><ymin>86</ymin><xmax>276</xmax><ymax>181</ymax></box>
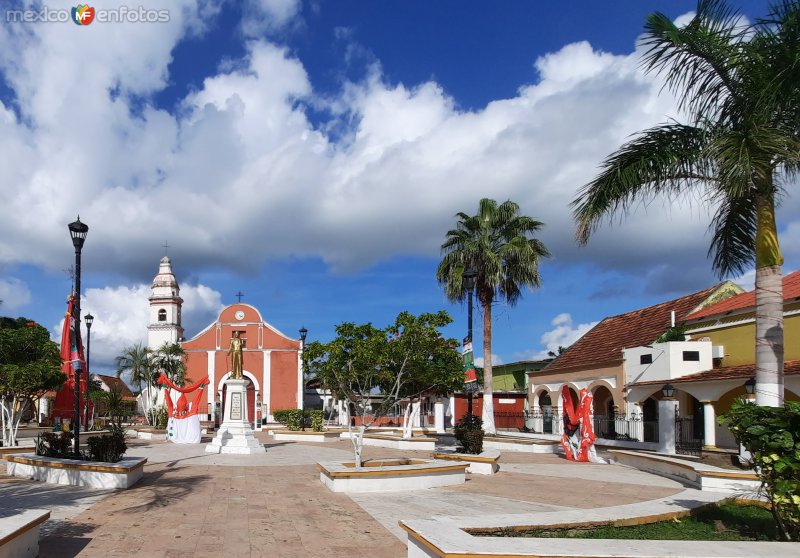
<box><xmin>462</xmin><ymin>269</ymin><xmax>478</xmax><ymax>416</ymax></box>
<box><xmin>299</xmin><ymin>326</ymin><xmax>308</xmax><ymax>430</ymax></box>
<box><xmin>84</xmin><ymin>312</ymin><xmax>94</xmax><ymax>430</ymax></box>
<box><xmin>68</xmin><ymin>216</ymin><xmax>88</xmax><ymax>456</ymax></box>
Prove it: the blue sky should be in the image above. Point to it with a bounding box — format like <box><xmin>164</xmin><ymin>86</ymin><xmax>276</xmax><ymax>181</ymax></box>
<box><xmin>0</xmin><ymin>0</ymin><xmax>796</xmax><ymax>374</ymax></box>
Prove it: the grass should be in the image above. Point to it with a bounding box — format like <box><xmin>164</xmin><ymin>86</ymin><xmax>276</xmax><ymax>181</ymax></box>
<box><xmin>483</xmin><ymin>503</ymin><xmax>780</xmax><ymax>541</ymax></box>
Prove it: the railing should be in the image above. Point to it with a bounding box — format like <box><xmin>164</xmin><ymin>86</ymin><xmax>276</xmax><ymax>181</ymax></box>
<box><xmin>499</xmin><ymin>410</ymin><xmax>658</xmax><ymax>443</ymax></box>
<box><xmin>593</xmin><ymin>414</ymin><xmax>658</xmax><ymax>443</ymax></box>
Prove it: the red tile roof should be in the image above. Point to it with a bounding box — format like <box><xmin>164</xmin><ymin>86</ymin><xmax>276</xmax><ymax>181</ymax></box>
<box><xmin>94</xmin><ymin>374</ymin><xmax>137</xmax><ymax>400</ymax></box>
<box><xmin>544</xmin><ymin>284</ymin><xmax>730</xmax><ymax>373</ymax></box>
<box><xmin>685</xmin><ymin>270</ymin><xmax>800</xmax><ymax>321</ymax></box>
<box><xmin>629</xmin><ymin>360</ymin><xmax>800</xmax><ymax>386</ymax></box>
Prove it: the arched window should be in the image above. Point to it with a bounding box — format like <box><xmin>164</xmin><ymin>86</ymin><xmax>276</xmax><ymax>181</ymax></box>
<box><xmin>158</xmin><ymin>309</ymin><xmax>167</xmax><ymax>322</ymax></box>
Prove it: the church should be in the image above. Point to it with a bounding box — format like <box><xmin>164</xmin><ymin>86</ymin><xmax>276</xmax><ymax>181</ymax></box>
<box><xmin>146</xmin><ymin>256</ymin><xmax>304</xmax><ymax>427</ymax></box>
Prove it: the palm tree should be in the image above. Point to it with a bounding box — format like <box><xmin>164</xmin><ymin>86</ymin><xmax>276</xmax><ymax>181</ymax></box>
<box><xmin>572</xmin><ymin>0</ymin><xmax>799</xmax><ymax>407</ymax></box>
<box><xmin>114</xmin><ymin>343</ymin><xmax>152</xmax><ymax>392</ymax></box>
<box><xmin>438</xmin><ymin>198</ymin><xmax>550</xmax><ymax>434</ymax></box>
<box><xmin>152</xmin><ymin>342</ymin><xmax>187</xmax><ymax>387</ymax></box>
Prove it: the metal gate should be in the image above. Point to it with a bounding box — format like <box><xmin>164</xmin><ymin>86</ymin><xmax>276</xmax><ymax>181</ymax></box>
<box><xmin>675</xmin><ymin>408</ymin><xmax>703</xmax><ymax>456</ymax></box>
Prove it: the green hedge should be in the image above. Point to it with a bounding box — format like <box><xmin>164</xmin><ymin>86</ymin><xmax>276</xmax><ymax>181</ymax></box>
<box><xmin>454</xmin><ymin>413</ymin><xmax>484</xmax><ymax>454</ymax></box>
<box><xmin>721</xmin><ymin>400</ymin><xmax>800</xmax><ymax>541</ymax></box>
<box><xmin>272</xmin><ymin>409</ymin><xmax>324</xmax><ymax>432</ymax></box>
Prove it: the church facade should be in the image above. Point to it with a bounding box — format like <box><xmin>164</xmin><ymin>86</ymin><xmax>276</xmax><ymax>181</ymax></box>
<box><xmin>145</xmin><ymin>257</ymin><xmax>304</xmax><ymax>427</ymax></box>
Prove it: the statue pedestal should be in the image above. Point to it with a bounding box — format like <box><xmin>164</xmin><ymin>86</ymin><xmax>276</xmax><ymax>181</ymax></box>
<box><xmin>205</xmin><ymin>379</ymin><xmax>265</xmax><ymax>454</ymax></box>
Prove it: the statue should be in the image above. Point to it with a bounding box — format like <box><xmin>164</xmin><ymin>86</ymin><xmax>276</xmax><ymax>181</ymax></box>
<box><xmin>228</xmin><ymin>331</ymin><xmax>244</xmax><ymax>379</ymax></box>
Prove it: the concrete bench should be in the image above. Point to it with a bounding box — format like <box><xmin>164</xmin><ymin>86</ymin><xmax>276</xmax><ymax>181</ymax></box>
<box><xmin>271</xmin><ymin>430</ymin><xmax>342</xmax><ymax>443</ymax></box>
<box><xmin>431</xmin><ymin>450</ymin><xmax>500</xmax><ymax>475</ymax></box>
<box><xmin>339</xmin><ymin>432</ymin><xmax>437</xmax><ymax>451</ymax></box>
<box><xmin>0</xmin><ymin>509</ymin><xmax>50</xmax><ymax>558</ymax></box>
<box><xmin>4</xmin><ymin>454</ymin><xmax>147</xmax><ymax>489</ymax></box>
<box><xmin>318</xmin><ymin>459</ymin><xmax>468</xmax><ymax>492</ymax></box>
<box><xmin>609</xmin><ymin>450</ymin><xmax>761</xmax><ymax>494</ymax></box>
<box><xmin>482</xmin><ymin>436</ymin><xmax>560</xmax><ymax>454</ymax></box>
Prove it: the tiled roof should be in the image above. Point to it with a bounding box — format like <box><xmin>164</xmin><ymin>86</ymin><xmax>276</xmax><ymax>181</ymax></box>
<box><xmin>685</xmin><ymin>270</ymin><xmax>800</xmax><ymax>321</ymax></box>
<box><xmin>94</xmin><ymin>374</ymin><xmax>137</xmax><ymax>400</ymax></box>
<box><xmin>543</xmin><ymin>284</ymin><xmax>729</xmax><ymax>373</ymax></box>
<box><xmin>629</xmin><ymin>360</ymin><xmax>800</xmax><ymax>386</ymax></box>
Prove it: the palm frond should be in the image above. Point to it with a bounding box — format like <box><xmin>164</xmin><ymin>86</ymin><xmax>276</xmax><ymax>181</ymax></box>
<box><xmin>707</xmin><ymin>191</ymin><xmax>757</xmax><ymax>276</ymax></box>
<box><xmin>573</xmin><ymin>124</ymin><xmax>715</xmax><ymax>244</ymax></box>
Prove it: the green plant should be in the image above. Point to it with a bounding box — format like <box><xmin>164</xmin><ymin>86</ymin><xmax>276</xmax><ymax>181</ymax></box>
<box><xmin>86</xmin><ymin>424</ymin><xmax>127</xmax><ymax>463</ymax></box>
<box><xmin>273</xmin><ymin>409</ymin><xmax>303</xmax><ymax>430</ymax></box>
<box><xmin>147</xmin><ymin>405</ymin><xmax>168</xmax><ymax>429</ymax></box>
<box><xmin>309</xmin><ymin>409</ymin><xmax>324</xmax><ymax>432</ymax></box>
<box><xmin>721</xmin><ymin>400</ymin><xmax>800</xmax><ymax>541</ymax></box>
<box><xmin>656</xmin><ymin>325</ymin><xmax>686</xmax><ymax>343</ymax></box>
<box><xmin>454</xmin><ymin>413</ymin><xmax>484</xmax><ymax>454</ymax></box>
<box><xmin>35</xmin><ymin>431</ymin><xmax>76</xmax><ymax>458</ymax></box>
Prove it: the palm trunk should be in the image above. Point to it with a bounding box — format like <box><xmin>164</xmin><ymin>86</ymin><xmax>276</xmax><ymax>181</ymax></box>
<box><xmin>482</xmin><ymin>300</ymin><xmax>496</xmax><ymax>435</ymax></box>
<box><xmin>754</xmin><ymin>191</ymin><xmax>784</xmax><ymax>407</ymax></box>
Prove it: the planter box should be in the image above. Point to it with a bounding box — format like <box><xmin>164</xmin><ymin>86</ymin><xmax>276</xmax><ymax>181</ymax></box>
<box><xmin>339</xmin><ymin>431</ymin><xmax>437</xmax><ymax>451</ymax></box>
<box><xmin>128</xmin><ymin>428</ymin><xmax>166</xmax><ymax>440</ymax></box>
<box><xmin>609</xmin><ymin>450</ymin><xmax>761</xmax><ymax>494</ymax></box>
<box><xmin>0</xmin><ymin>509</ymin><xmax>49</xmax><ymax>558</ymax></box>
<box><xmin>318</xmin><ymin>458</ymin><xmax>467</xmax><ymax>492</ymax></box>
<box><xmin>271</xmin><ymin>430</ymin><xmax>342</xmax><ymax>443</ymax></box>
<box><xmin>482</xmin><ymin>436</ymin><xmax>560</xmax><ymax>454</ymax></box>
<box><xmin>4</xmin><ymin>454</ymin><xmax>146</xmax><ymax>489</ymax></box>
<box><xmin>431</xmin><ymin>450</ymin><xmax>501</xmax><ymax>475</ymax></box>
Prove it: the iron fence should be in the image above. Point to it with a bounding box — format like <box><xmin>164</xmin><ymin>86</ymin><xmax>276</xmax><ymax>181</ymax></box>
<box><xmin>592</xmin><ymin>414</ymin><xmax>658</xmax><ymax>443</ymax></box>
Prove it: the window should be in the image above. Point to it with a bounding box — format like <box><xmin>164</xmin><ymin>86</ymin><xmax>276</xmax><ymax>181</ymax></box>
<box><xmin>158</xmin><ymin>309</ymin><xmax>167</xmax><ymax>322</ymax></box>
<box><xmin>682</xmin><ymin>351</ymin><xmax>700</xmax><ymax>362</ymax></box>
<box><xmin>640</xmin><ymin>354</ymin><xmax>653</xmax><ymax>365</ymax></box>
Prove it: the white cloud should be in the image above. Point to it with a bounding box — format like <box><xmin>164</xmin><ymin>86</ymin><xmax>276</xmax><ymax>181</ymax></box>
<box><xmin>520</xmin><ymin>313</ymin><xmax>598</xmax><ymax>360</ymax></box>
<box><xmin>0</xmin><ymin>5</ymin><xmax>797</xmax><ymax>296</ymax></box>
<box><xmin>241</xmin><ymin>0</ymin><xmax>302</xmax><ymax>36</ymax></box>
<box><xmin>0</xmin><ymin>277</ymin><xmax>31</xmax><ymax>312</ymax></box>
<box><xmin>474</xmin><ymin>353</ymin><xmax>503</xmax><ymax>368</ymax></box>
<box><xmin>50</xmin><ymin>282</ymin><xmax>223</xmax><ymax>374</ymax></box>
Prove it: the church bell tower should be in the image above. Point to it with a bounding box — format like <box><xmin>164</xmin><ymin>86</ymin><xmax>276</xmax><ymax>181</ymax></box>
<box><xmin>147</xmin><ymin>256</ymin><xmax>184</xmax><ymax>350</ymax></box>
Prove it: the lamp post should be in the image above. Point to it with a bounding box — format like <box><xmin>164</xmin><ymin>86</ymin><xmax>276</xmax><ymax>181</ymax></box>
<box><xmin>462</xmin><ymin>269</ymin><xmax>478</xmax><ymax>416</ymax></box>
<box><xmin>744</xmin><ymin>377</ymin><xmax>756</xmax><ymax>396</ymax></box>
<box><xmin>84</xmin><ymin>313</ymin><xmax>94</xmax><ymax>431</ymax></box>
<box><xmin>68</xmin><ymin>216</ymin><xmax>88</xmax><ymax>456</ymax></box>
<box><xmin>299</xmin><ymin>326</ymin><xmax>308</xmax><ymax>430</ymax></box>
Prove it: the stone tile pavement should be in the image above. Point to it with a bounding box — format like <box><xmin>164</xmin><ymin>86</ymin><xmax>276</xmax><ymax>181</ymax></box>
<box><xmin>1</xmin><ymin>433</ymin><xmax>693</xmax><ymax>557</ymax></box>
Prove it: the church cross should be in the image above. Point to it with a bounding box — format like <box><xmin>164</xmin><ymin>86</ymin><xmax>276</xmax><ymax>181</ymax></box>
<box><xmin>162</xmin><ymin>240</ymin><xmax>170</xmax><ymax>256</ymax></box>
<box><xmin>235</xmin><ymin>291</ymin><xmax>244</xmax><ymax>303</ymax></box>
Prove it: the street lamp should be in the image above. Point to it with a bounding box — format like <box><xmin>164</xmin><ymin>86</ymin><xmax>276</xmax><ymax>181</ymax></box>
<box><xmin>84</xmin><ymin>312</ymin><xmax>94</xmax><ymax>430</ymax></box>
<box><xmin>744</xmin><ymin>377</ymin><xmax>756</xmax><ymax>395</ymax></box>
<box><xmin>68</xmin><ymin>216</ymin><xmax>88</xmax><ymax>456</ymax></box>
<box><xmin>661</xmin><ymin>383</ymin><xmax>675</xmax><ymax>398</ymax></box>
<box><xmin>299</xmin><ymin>327</ymin><xmax>308</xmax><ymax>430</ymax></box>
<box><xmin>462</xmin><ymin>269</ymin><xmax>478</xmax><ymax>416</ymax></box>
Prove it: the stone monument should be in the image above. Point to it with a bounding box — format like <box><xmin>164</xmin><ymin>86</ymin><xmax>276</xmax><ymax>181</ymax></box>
<box><xmin>205</xmin><ymin>378</ymin><xmax>265</xmax><ymax>454</ymax></box>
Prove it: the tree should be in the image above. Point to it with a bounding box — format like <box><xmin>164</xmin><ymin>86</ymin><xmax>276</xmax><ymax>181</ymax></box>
<box><xmin>0</xmin><ymin>318</ymin><xmax>65</xmax><ymax>446</ymax></box>
<box><xmin>572</xmin><ymin>0</ymin><xmax>800</xmax><ymax>407</ymax></box>
<box><xmin>304</xmin><ymin>311</ymin><xmax>462</xmax><ymax>467</ymax></box>
<box><xmin>115</xmin><ymin>342</ymin><xmax>152</xmax><ymax>392</ymax></box>
<box><xmin>547</xmin><ymin>346</ymin><xmax>568</xmax><ymax>358</ymax></box>
<box><xmin>151</xmin><ymin>342</ymin><xmax>186</xmax><ymax>386</ymax></box>
<box><xmin>437</xmin><ymin>198</ymin><xmax>550</xmax><ymax>433</ymax></box>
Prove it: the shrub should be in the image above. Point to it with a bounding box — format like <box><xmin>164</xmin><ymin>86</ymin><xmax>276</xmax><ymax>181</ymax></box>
<box><xmin>721</xmin><ymin>400</ymin><xmax>800</xmax><ymax>541</ymax></box>
<box><xmin>273</xmin><ymin>409</ymin><xmax>302</xmax><ymax>430</ymax></box>
<box><xmin>273</xmin><ymin>409</ymin><xmax>324</xmax><ymax>431</ymax></box>
<box><xmin>454</xmin><ymin>413</ymin><xmax>484</xmax><ymax>454</ymax></box>
<box><xmin>147</xmin><ymin>405</ymin><xmax>168</xmax><ymax>429</ymax></box>
<box><xmin>87</xmin><ymin>425</ymin><xmax>127</xmax><ymax>463</ymax></box>
<box><xmin>35</xmin><ymin>431</ymin><xmax>75</xmax><ymax>458</ymax></box>
<box><xmin>309</xmin><ymin>410</ymin><xmax>323</xmax><ymax>432</ymax></box>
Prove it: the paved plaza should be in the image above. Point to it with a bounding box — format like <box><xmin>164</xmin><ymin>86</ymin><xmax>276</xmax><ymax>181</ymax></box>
<box><xmin>1</xmin><ymin>433</ymin><xmax>690</xmax><ymax>557</ymax></box>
